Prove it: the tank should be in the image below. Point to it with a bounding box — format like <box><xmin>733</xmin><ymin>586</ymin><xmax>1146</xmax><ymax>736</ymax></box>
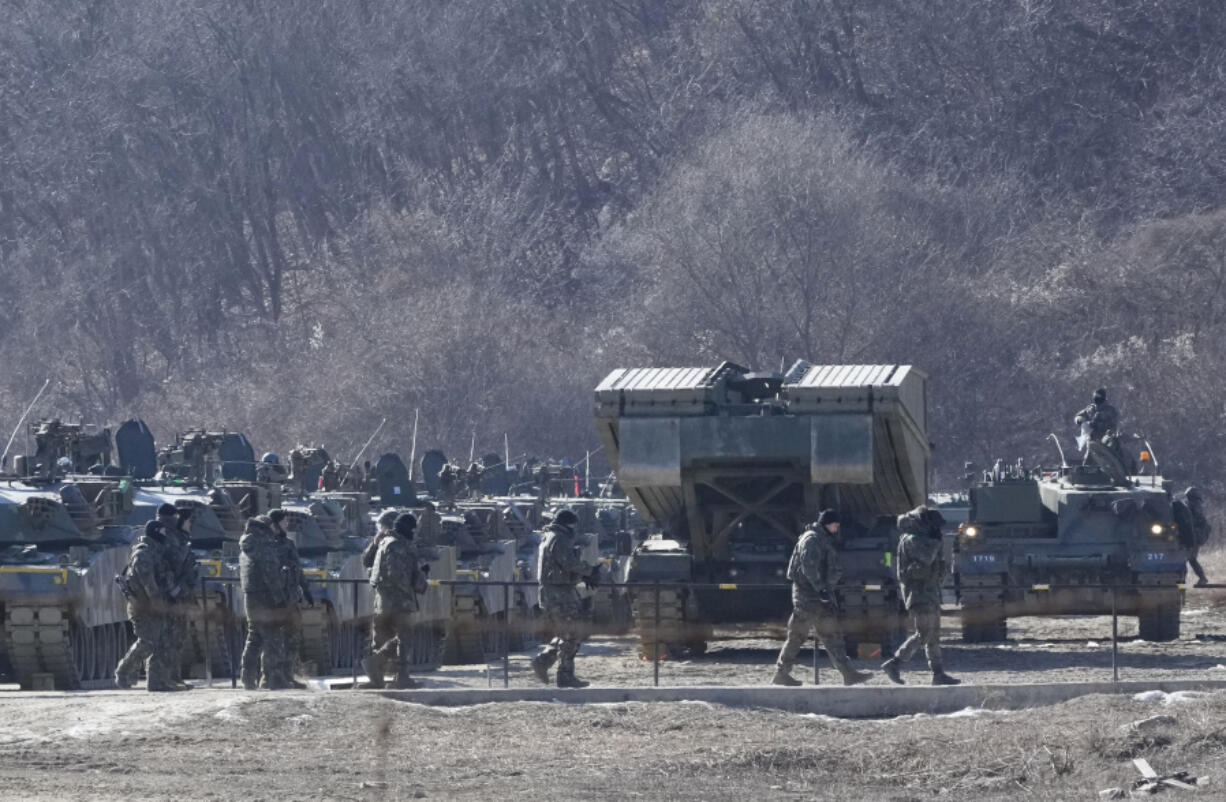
<box><xmin>0</xmin><ymin>427</ymin><xmax>136</xmax><ymax>689</ymax></box>
<box><xmin>595</xmin><ymin>361</ymin><xmax>931</xmax><ymax>656</ymax></box>
<box><xmin>954</xmin><ymin>452</ymin><xmax>1188</xmax><ymax>642</ymax></box>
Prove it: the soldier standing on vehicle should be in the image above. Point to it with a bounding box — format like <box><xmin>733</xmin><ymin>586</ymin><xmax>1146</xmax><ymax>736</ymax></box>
<box><xmin>882</xmin><ymin>507</ymin><xmax>960</xmax><ymax>686</ymax></box>
<box><xmin>772</xmin><ymin>509</ymin><xmax>873</xmax><ymax>687</ymax></box>
<box><xmin>365</xmin><ymin>512</ymin><xmax>429</xmax><ymax>689</ymax></box>
<box><xmin>239</xmin><ymin>514</ymin><xmax>294</xmax><ymax>690</ymax></box>
<box><xmin>530</xmin><ymin>508</ymin><xmax>598</xmax><ymax>688</ymax></box>
<box><xmin>270</xmin><ymin>509</ymin><xmax>313</xmax><ymax>683</ymax></box>
<box><xmin>114</xmin><ymin>521</ymin><xmax>183</xmax><ymax>691</ymax></box>
<box><xmin>1074</xmin><ymin>388</ymin><xmax>1120</xmax><ymax>441</ymax></box>
<box><xmin>1174</xmin><ymin>487</ymin><xmax>1212</xmax><ymax>588</ymax></box>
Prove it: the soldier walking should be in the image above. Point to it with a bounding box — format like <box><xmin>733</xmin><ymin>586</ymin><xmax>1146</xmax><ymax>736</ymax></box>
<box><xmin>772</xmin><ymin>509</ymin><xmax>872</xmax><ymax>687</ymax></box>
<box><xmin>365</xmin><ymin>513</ymin><xmax>429</xmax><ymax>689</ymax></box>
<box><xmin>239</xmin><ymin>513</ymin><xmax>294</xmax><ymax>690</ymax></box>
<box><xmin>362</xmin><ymin>510</ymin><xmax>399</xmax><ymax>569</ymax></box>
<box><xmin>270</xmin><ymin>509</ymin><xmax>314</xmax><ymax>683</ymax></box>
<box><xmin>114</xmin><ymin>521</ymin><xmax>182</xmax><ymax>691</ymax></box>
<box><xmin>1174</xmin><ymin>487</ymin><xmax>1212</xmax><ymax>587</ymax></box>
<box><xmin>882</xmin><ymin>507</ymin><xmax>960</xmax><ymax>686</ymax></box>
<box><xmin>530</xmin><ymin>509</ymin><xmax>598</xmax><ymax>688</ymax></box>
<box><xmin>159</xmin><ymin>504</ymin><xmax>198</xmax><ymax>688</ymax></box>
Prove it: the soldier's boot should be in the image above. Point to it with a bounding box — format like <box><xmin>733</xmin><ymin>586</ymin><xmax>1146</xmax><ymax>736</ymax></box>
<box><xmin>530</xmin><ymin>650</ymin><xmax>556</xmax><ymax>685</ymax></box>
<box><xmin>1195</xmin><ymin>577</ymin><xmax>1210</xmax><ymax>588</ymax></box>
<box><xmin>931</xmin><ymin>666</ymin><xmax>961</xmax><ymax>686</ymax></box>
<box><xmin>360</xmin><ymin>654</ymin><xmax>387</xmax><ymax>689</ymax></box>
<box><xmin>555</xmin><ymin>668</ymin><xmax>589</xmax><ymax>689</ymax></box>
<box><xmin>881</xmin><ymin>658</ymin><xmax>904</xmax><ymax>685</ymax></box>
<box><xmin>771</xmin><ymin>667</ymin><xmax>802</xmax><ymax>687</ymax></box>
<box><xmin>393</xmin><ymin>655</ymin><xmax>418</xmax><ymax>689</ymax></box>
<box><xmin>838</xmin><ymin>667</ymin><xmax>874</xmax><ymax>687</ymax></box>
<box><xmin>113</xmin><ymin>670</ymin><xmax>134</xmax><ymax>689</ymax></box>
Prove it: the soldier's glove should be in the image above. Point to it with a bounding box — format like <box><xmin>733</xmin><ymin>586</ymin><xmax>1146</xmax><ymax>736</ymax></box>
<box><xmin>582</xmin><ymin>573</ymin><xmax>600</xmax><ymax>590</ymax></box>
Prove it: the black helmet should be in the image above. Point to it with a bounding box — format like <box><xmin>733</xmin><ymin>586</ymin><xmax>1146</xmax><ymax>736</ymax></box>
<box><xmin>554</xmin><ymin>509</ymin><xmax>579</xmax><ymax>527</ymax></box>
<box><xmin>394</xmin><ymin>512</ymin><xmax>418</xmax><ymax>536</ymax></box>
<box><xmin>377</xmin><ymin>510</ymin><xmax>398</xmax><ymax>527</ymax></box>
<box><xmin>1186</xmin><ymin>487</ymin><xmax>1204</xmax><ymax>503</ymax></box>
<box><xmin>144</xmin><ymin>520</ymin><xmax>162</xmax><ymax>538</ymax></box>
<box><xmin>1093</xmin><ymin>388</ymin><xmax>1107</xmax><ymax>404</ymax></box>
<box><xmin>157</xmin><ymin>502</ymin><xmax>178</xmax><ymax>518</ymax></box>
<box><xmin>268</xmin><ymin>508</ymin><xmax>287</xmax><ymax>524</ymax></box>
<box><xmin>816</xmin><ymin>509</ymin><xmax>840</xmax><ymax>527</ymax></box>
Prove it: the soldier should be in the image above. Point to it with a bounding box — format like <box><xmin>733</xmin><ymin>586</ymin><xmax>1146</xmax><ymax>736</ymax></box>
<box><xmin>530</xmin><ymin>508</ymin><xmax>598</xmax><ymax>688</ymax></box>
<box><xmin>164</xmin><ymin>506</ymin><xmax>199</xmax><ymax>688</ymax></box>
<box><xmin>365</xmin><ymin>512</ymin><xmax>430</xmax><ymax>689</ymax></box>
<box><xmin>114</xmin><ymin>521</ymin><xmax>182</xmax><ymax>691</ymax></box>
<box><xmin>772</xmin><ymin>510</ymin><xmax>873</xmax><ymax>687</ymax></box>
<box><xmin>239</xmin><ymin>514</ymin><xmax>294</xmax><ymax>690</ymax></box>
<box><xmin>362</xmin><ymin>510</ymin><xmax>399</xmax><ymax>569</ymax></box>
<box><xmin>270</xmin><ymin>509</ymin><xmax>314</xmax><ymax>683</ymax></box>
<box><xmin>1174</xmin><ymin>487</ymin><xmax>1212</xmax><ymax>587</ymax></box>
<box><xmin>438</xmin><ymin>463</ymin><xmax>456</xmax><ymax>504</ymax></box>
<box><xmin>882</xmin><ymin>507</ymin><xmax>960</xmax><ymax>686</ymax></box>
<box><xmin>1074</xmin><ymin>388</ymin><xmax>1121</xmax><ymax>442</ymax></box>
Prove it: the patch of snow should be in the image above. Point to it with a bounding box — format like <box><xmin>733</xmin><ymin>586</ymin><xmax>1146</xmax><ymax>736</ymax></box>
<box><xmin>1133</xmin><ymin>690</ymin><xmax>1209</xmax><ymax>705</ymax></box>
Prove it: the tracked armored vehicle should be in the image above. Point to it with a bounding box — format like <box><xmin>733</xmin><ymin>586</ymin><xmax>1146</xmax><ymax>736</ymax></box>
<box><xmin>595</xmin><ymin>362</ymin><xmax>931</xmax><ymax>656</ymax></box>
<box><xmin>1</xmin><ymin>426</ymin><xmax>136</xmax><ymax>689</ymax></box>
<box><xmin>955</xmin><ymin>452</ymin><xmax>1188</xmax><ymax>643</ymax></box>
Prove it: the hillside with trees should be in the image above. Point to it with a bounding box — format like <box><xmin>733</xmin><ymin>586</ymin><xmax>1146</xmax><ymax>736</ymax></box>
<box><xmin>2</xmin><ymin>1</ymin><xmax>1223</xmax><ymax>495</ymax></box>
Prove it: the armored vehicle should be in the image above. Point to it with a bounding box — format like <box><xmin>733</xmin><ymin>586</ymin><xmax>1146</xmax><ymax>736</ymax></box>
<box><xmin>1</xmin><ymin>427</ymin><xmax>136</xmax><ymax>689</ymax></box>
<box><xmin>955</xmin><ymin>454</ymin><xmax>1187</xmax><ymax>642</ymax></box>
<box><xmin>595</xmin><ymin>362</ymin><xmax>931</xmax><ymax>656</ymax></box>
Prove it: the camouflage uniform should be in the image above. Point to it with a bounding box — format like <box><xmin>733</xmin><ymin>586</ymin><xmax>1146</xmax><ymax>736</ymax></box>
<box><xmin>115</xmin><ymin>527</ymin><xmax>177</xmax><ymax>691</ymax></box>
<box><xmin>162</xmin><ymin>519</ymin><xmax>198</xmax><ymax>682</ymax></box>
<box><xmin>531</xmin><ymin>519</ymin><xmax>593</xmax><ymax>687</ymax></box>
<box><xmin>273</xmin><ymin>530</ymin><xmax>312</xmax><ymax>679</ymax></box>
<box><xmin>367</xmin><ymin>531</ymin><xmax>428</xmax><ymax>688</ymax></box>
<box><xmin>883</xmin><ymin>507</ymin><xmax>959</xmax><ymax>685</ymax></box>
<box><xmin>1074</xmin><ymin>400</ymin><xmax>1120</xmax><ymax>442</ymax></box>
<box><xmin>774</xmin><ymin>523</ymin><xmax>869</xmax><ymax>685</ymax></box>
<box><xmin>1174</xmin><ymin>489</ymin><xmax>1212</xmax><ymax>587</ymax></box>
<box><xmin>239</xmin><ymin>517</ymin><xmax>294</xmax><ymax>689</ymax></box>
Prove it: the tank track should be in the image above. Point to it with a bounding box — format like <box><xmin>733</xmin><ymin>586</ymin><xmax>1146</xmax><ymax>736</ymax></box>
<box><xmin>4</xmin><ymin>606</ymin><xmax>130</xmax><ymax>690</ymax></box>
<box><xmin>297</xmin><ymin>604</ymin><xmax>335</xmax><ymax>675</ymax></box>
<box><xmin>631</xmin><ymin>588</ymin><xmax>688</xmax><ymax>660</ymax></box>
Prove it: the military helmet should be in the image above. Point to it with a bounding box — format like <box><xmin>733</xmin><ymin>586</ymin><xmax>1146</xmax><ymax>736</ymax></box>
<box><xmin>816</xmin><ymin>508</ymin><xmax>840</xmax><ymax>526</ymax></box>
<box><xmin>268</xmin><ymin>508</ymin><xmax>287</xmax><ymax>524</ymax></box>
<box><xmin>394</xmin><ymin>512</ymin><xmax>418</xmax><ymax>536</ymax></box>
<box><xmin>377</xmin><ymin>509</ymin><xmax>398</xmax><ymax>527</ymax></box>
<box><xmin>144</xmin><ymin>520</ymin><xmax>162</xmax><ymax>538</ymax></box>
<box><xmin>261</xmin><ymin>452</ymin><xmax>280</xmax><ymax>465</ymax></box>
<box><xmin>554</xmin><ymin>508</ymin><xmax>579</xmax><ymax>527</ymax></box>
<box><xmin>1186</xmin><ymin>487</ymin><xmax>1204</xmax><ymax>503</ymax></box>
<box><xmin>1093</xmin><ymin>387</ymin><xmax>1107</xmax><ymax>403</ymax></box>
<box><xmin>896</xmin><ymin>506</ymin><xmax>926</xmax><ymax>533</ymax></box>
<box><xmin>157</xmin><ymin>502</ymin><xmax>178</xmax><ymax>518</ymax></box>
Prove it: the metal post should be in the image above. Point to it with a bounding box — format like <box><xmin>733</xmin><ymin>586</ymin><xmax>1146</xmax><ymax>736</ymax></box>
<box><xmin>653</xmin><ymin>582</ymin><xmax>661</xmax><ymax>688</ymax></box>
<box><xmin>1111</xmin><ymin>585</ymin><xmax>1119</xmax><ymax>684</ymax></box>
<box><xmin>352</xmin><ymin>580</ymin><xmax>360</xmax><ymax>690</ymax></box>
<box><xmin>201</xmin><ymin>576</ymin><xmax>212</xmax><ymax>688</ymax></box>
<box><xmin>226</xmin><ymin>583</ymin><xmax>237</xmax><ymax>689</ymax></box>
<box><xmin>812</xmin><ymin>629</ymin><xmax>819</xmax><ymax>685</ymax></box>
<box><xmin>502</xmin><ymin>582</ymin><xmax>511</xmax><ymax>689</ymax></box>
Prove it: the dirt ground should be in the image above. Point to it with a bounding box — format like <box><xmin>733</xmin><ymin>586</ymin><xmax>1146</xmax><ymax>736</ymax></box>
<box><xmin>2</xmin><ymin>588</ymin><xmax>1225</xmax><ymax>801</ymax></box>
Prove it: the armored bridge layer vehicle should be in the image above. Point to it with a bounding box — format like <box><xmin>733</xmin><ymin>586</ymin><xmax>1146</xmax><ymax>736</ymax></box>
<box><xmin>595</xmin><ymin>362</ymin><xmax>931</xmax><ymax>656</ymax></box>
<box><xmin>955</xmin><ymin>460</ymin><xmax>1187</xmax><ymax>643</ymax></box>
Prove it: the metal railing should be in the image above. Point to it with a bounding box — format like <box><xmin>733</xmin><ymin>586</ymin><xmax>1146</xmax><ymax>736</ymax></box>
<box><xmin>198</xmin><ymin>576</ymin><xmax>1217</xmax><ymax>690</ymax></box>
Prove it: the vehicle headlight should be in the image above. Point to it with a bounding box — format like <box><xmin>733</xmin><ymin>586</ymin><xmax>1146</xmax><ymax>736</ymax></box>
<box><xmin>1149</xmin><ymin>523</ymin><xmax>1164</xmax><ymax>536</ymax></box>
<box><xmin>964</xmin><ymin>526</ymin><xmax>979</xmax><ymax>538</ymax></box>
<box><xmin>728</xmin><ymin>567</ymin><xmax>739</xmax><ymax>578</ymax></box>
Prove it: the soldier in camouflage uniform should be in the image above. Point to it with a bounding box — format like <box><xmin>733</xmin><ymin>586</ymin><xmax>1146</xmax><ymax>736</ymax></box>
<box><xmin>270</xmin><ymin>509</ymin><xmax>314</xmax><ymax>683</ymax></box>
<box><xmin>239</xmin><ymin>514</ymin><xmax>294</xmax><ymax>690</ymax></box>
<box><xmin>157</xmin><ymin>504</ymin><xmax>199</xmax><ymax>687</ymax></box>
<box><xmin>1174</xmin><ymin>487</ymin><xmax>1212</xmax><ymax>587</ymax></box>
<box><xmin>530</xmin><ymin>508</ymin><xmax>598</xmax><ymax>688</ymax></box>
<box><xmin>362</xmin><ymin>510</ymin><xmax>398</xmax><ymax>570</ymax></box>
<box><xmin>1075</xmin><ymin>388</ymin><xmax>1125</xmax><ymax>466</ymax></box>
<box><xmin>115</xmin><ymin>521</ymin><xmax>183</xmax><ymax>691</ymax></box>
<box><xmin>882</xmin><ymin>507</ymin><xmax>960</xmax><ymax>686</ymax></box>
<box><xmin>772</xmin><ymin>510</ymin><xmax>873</xmax><ymax>687</ymax></box>
<box><xmin>365</xmin><ymin>513</ymin><xmax>429</xmax><ymax>689</ymax></box>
